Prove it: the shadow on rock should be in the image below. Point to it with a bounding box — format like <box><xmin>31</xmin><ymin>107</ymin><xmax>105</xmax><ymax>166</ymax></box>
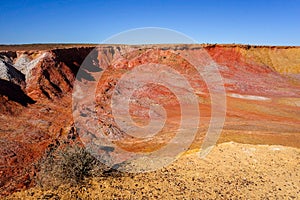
<box><xmin>0</xmin><ymin>79</ymin><xmax>35</xmax><ymax>106</ymax></box>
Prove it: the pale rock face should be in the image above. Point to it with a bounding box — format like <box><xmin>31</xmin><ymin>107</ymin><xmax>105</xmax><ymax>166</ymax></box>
<box><xmin>14</xmin><ymin>53</ymin><xmax>31</xmax><ymax>75</ymax></box>
<box><xmin>0</xmin><ymin>55</ymin><xmax>25</xmax><ymax>85</ymax></box>
<box><xmin>14</xmin><ymin>52</ymin><xmax>50</xmax><ymax>81</ymax></box>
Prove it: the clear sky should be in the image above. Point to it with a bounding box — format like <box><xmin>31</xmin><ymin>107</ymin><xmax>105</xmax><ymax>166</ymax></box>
<box><xmin>0</xmin><ymin>0</ymin><xmax>299</xmax><ymax>45</ymax></box>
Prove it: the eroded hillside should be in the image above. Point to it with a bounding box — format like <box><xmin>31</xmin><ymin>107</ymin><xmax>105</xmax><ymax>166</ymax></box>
<box><xmin>0</xmin><ymin>44</ymin><xmax>299</xmax><ymax>196</ymax></box>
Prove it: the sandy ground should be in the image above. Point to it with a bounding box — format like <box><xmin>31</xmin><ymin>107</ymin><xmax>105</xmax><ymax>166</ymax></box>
<box><xmin>5</xmin><ymin>142</ymin><xmax>300</xmax><ymax>199</ymax></box>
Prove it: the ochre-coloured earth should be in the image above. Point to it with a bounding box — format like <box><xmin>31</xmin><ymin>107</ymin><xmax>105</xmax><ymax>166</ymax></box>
<box><xmin>0</xmin><ymin>44</ymin><xmax>299</xmax><ymax>198</ymax></box>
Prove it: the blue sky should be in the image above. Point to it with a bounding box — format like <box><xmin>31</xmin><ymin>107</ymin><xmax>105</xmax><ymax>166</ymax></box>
<box><xmin>0</xmin><ymin>0</ymin><xmax>299</xmax><ymax>45</ymax></box>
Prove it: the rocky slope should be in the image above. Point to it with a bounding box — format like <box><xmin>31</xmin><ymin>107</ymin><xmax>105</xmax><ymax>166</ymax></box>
<box><xmin>0</xmin><ymin>44</ymin><xmax>299</xmax><ymax>196</ymax></box>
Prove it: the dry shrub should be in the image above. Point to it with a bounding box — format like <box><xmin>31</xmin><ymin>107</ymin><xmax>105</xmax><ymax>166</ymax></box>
<box><xmin>36</xmin><ymin>144</ymin><xmax>111</xmax><ymax>189</ymax></box>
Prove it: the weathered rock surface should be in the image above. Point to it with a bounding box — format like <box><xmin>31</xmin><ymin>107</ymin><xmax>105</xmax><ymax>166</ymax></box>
<box><xmin>0</xmin><ymin>44</ymin><xmax>299</xmax><ymax>196</ymax></box>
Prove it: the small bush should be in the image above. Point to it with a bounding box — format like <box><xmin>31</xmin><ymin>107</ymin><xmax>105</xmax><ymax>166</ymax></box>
<box><xmin>36</xmin><ymin>144</ymin><xmax>110</xmax><ymax>189</ymax></box>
